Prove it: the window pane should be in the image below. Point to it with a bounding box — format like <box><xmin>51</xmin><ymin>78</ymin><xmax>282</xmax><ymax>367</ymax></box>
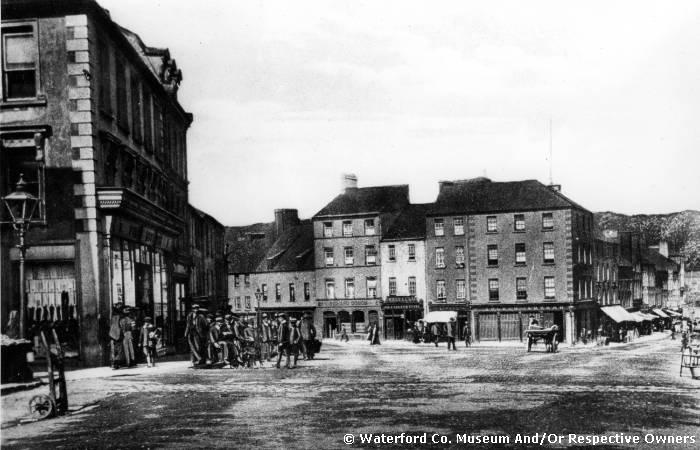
<box><xmin>436</xmin><ymin>248</ymin><xmax>445</xmax><ymax>268</ymax></box>
<box><xmin>487</xmin><ymin>216</ymin><xmax>497</xmax><ymax>232</ymax></box>
<box><xmin>434</xmin><ymin>219</ymin><xmax>444</xmax><ymax>236</ymax></box>
<box><xmin>5</xmin><ymin>70</ymin><xmax>35</xmax><ymax>98</ymax></box>
<box><xmin>4</xmin><ymin>34</ymin><xmax>36</xmax><ymax>68</ymax></box>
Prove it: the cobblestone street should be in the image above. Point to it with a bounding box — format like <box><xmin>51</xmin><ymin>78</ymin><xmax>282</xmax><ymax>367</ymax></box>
<box><xmin>2</xmin><ymin>335</ymin><xmax>698</xmax><ymax>449</ymax></box>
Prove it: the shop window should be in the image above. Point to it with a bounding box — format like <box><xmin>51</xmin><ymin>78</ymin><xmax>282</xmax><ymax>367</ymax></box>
<box><xmin>2</xmin><ymin>24</ymin><xmax>39</xmax><ymax>100</ymax></box>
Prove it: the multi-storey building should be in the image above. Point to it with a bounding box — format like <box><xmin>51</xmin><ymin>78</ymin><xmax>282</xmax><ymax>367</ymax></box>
<box><xmin>640</xmin><ymin>245</ymin><xmax>679</xmax><ymax>309</ymax></box>
<box><xmin>313</xmin><ymin>175</ymin><xmax>409</xmax><ymax>336</ymax></box>
<box><xmin>228</xmin><ymin>209</ymin><xmax>315</xmax><ymax>327</ymax></box>
<box><xmin>379</xmin><ymin>204</ymin><xmax>430</xmax><ymax>339</ymax></box>
<box><xmin>617</xmin><ymin>231</ymin><xmax>643</xmax><ymax>309</ymax></box>
<box><xmin>188</xmin><ymin>205</ymin><xmax>227</xmax><ymax>313</ymax></box>
<box><xmin>1</xmin><ymin>0</ymin><xmax>193</xmax><ymax>365</ymax></box>
<box><xmin>426</xmin><ymin>178</ymin><xmax>594</xmax><ymax>343</ymax></box>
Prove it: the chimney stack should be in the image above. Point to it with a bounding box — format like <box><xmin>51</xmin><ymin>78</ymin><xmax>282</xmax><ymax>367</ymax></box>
<box><xmin>548</xmin><ymin>184</ymin><xmax>562</xmax><ymax>192</ymax></box>
<box><xmin>274</xmin><ymin>209</ymin><xmax>299</xmax><ymax>238</ymax></box>
<box><xmin>342</xmin><ymin>173</ymin><xmax>358</xmax><ymax>192</ymax></box>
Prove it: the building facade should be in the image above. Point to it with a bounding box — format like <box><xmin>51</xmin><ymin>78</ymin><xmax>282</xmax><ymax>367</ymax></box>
<box><xmin>1</xmin><ymin>0</ymin><xmax>193</xmax><ymax>365</ymax></box>
<box><xmin>188</xmin><ymin>205</ymin><xmax>227</xmax><ymax>313</ymax></box>
<box><xmin>312</xmin><ymin>175</ymin><xmax>409</xmax><ymax>336</ymax></box>
<box><xmin>426</xmin><ymin>178</ymin><xmax>594</xmax><ymax>343</ymax></box>
<box><xmin>379</xmin><ymin>204</ymin><xmax>429</xmax><ymax>339</ymax></box>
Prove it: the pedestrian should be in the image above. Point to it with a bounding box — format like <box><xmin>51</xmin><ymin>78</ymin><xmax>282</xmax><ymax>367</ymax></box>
<box><xmin>208</xmin><ymin>315</ymin><xmax>225</xmax><ymax>365</ymax></box>
<box><xmin>109</xmin><ymin>304</ymin><xmax>125</xmax><ymax>370</ymax></box>
<box><xmin>275</xmin><ymin>314</ymin><xmax>289</xmax><ymax>368</ymax></box>
<box><xmin>121</xmin><ymin>307</ymin><xmax>136</xmax><ymax>367</ymax></box>
<box><xmin>140</xmin><ymin>316</ymin><xmax>159</xmax><ymax>368</ymax></box>
<box><xmin>462</xmin><ymin>321</ymin><xmax>471</xmax><ymax>348</ymax></box>
<box><xmin>261</xmin><ymin>313</ymin><xmax>272</xmax><ymax>361</ymax></box>
<box><xmin>430</xmin><ymin>322</ymin><xmax>440</xmax><ymax>347</ymax></box>
<box><xmin>184</xmin><ymin>303</ymin><xmax>204</xmax><ymax>367</ymax></box>
<box><xmin>367</xmin><ymin>321</ymin><xmax>381</xmax><ymax>345</ymax></box>
<box><xmin>299</xmin><ymin>313</ymin><xmax>317</xmax><ymax>359</ymax></box>
<box><xmin>285</xmin><ymin>316</ymin><xmax>302</xmax><ymax>368</ymax></box>
<box><xmin>446</xmin><ymin>317</ymin><xmax>457</xmax><ymax>351</ymax></box>
<box><xmin>340</xmin><ymin>326</ymin><xmax>349</xmax><ymax>342</ymax></box>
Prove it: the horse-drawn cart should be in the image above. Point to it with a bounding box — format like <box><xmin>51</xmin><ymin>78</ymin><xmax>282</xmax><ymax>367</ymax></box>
<box><xmin>525</xmin><ymin>325</ymin><xmax>559</xmax><ymax>353</ymax></box>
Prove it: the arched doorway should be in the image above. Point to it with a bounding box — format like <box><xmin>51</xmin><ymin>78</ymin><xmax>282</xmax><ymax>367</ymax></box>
<box><xmin>352</xmin><ymin>310</ymin><xmax>365</xmax><ymax>333</ymax></box>
<box><xmin>323</xmin><ymin>311</ymin><xmax>337</xmax><ymax>338</ymax></box>
<box><xmin>338</xmin><ymin>310</ymin><xmax>351</xmax><ymax>334</ymax></box>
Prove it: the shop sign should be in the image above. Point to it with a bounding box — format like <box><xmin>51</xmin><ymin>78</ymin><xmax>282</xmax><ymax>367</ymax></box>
<box><xmin>317</xmin><ymin>299</ymin><xmax>380</xmax><ymax>308</ymax></box>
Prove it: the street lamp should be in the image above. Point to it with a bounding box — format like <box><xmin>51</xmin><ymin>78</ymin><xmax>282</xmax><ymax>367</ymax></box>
<box><xmin>2</xmin><ymin>174</ymin><xmax>40</xmax><ymax>339</ymax></box>
<box><xmin>254</xmin><ymin>288</ymin><xmax>263</xmax><ymax>358</ymax></box>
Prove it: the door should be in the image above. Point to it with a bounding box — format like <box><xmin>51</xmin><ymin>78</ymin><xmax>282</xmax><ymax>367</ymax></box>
<box><xmin>385</xmin><ymin>317</ymin><xmax>395</xmax><ymax>340</ymax></box>
<box><xmin>478</xmin><ymin>313</ymin><xmax>498</xmax><ymax>340</ymax></box>
<box><xmin>500</xmin><ymin>313</ymin><xmax>521</xmax><ymax>340</ymax></box>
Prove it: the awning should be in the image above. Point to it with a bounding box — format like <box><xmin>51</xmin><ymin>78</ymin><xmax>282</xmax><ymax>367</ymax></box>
<box><xmin>600</xmin><ymin>305</ymin><xmax>637</xmax><ymax>323</ymax></box>
<box><xmin>652</xmin><ymin>308</ymin><xmax>669</xmax><ymax>319</ymax></box>
<box><xmin>631</xmin><ymin>311</ymin><xmax>653</xmax><ymax>322</ymax></box>
<box><xmin>664</xmin><ymin>309</ymin><xmax>682</xmax><ymax>317</ymax></box>
<box><xmin>423</xmin><ymin>311</ymin><xmax>458</xmax><ymax>323</ymax></box>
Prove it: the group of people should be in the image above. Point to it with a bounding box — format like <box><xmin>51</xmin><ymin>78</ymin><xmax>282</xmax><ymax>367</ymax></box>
<box><xmin>109</xmin><ymin>303</ymin><xmax>160</xmax><ymax>369</ymax></box>
<box><xmin>184</xmin><ymin>304</ymin><xmax>319</xmax><ymax>369</ymax></box>
<box><xmin>411</xmin><ymin>318</ymin><xmax>471</xmax><ymax>350</ymax></box>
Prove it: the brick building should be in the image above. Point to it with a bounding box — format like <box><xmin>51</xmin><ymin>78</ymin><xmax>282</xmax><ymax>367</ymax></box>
<box><xmin>1</xmin><ymin>0</ymin><xmax>196</xmax><ymax>365</ymax></box>
<box><xmin>426</xmin><ymin>178</ymin><xmax>595</xmax><ymax>343</ymax></box>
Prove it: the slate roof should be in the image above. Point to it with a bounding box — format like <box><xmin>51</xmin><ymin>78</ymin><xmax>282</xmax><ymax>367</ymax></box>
<box><xmin>226</xmin><ymin>222</ymin><xmax>275</xmax><ymax>273</ymax></box>
<box><xmin>256</xmin><ymin>220</ymin><xmax>315</xmax><ymax>272</ymax></box>
<box><xmin>429</xmin><ymin>178</ymin><xmax>587</xmax><ymax>215</ymax></box>
<box><xmin>314</xmin><ymin>185</ymin><xmax>410</xmax><ymax>218</ymax></box>
<box><xmin>641</xmin><ymin>248</ymin><xmax>679</xmax><ymax>272</ymax></box>
<box><xmin>382</xmin><ymin>204</ymin><xmax>432</xmax><ymax>241</ymax></box>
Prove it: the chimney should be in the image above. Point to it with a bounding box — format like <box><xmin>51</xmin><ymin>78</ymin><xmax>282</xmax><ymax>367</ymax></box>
<box><xmin>548</xmin><ymin>184</ymin><xmax>561</xmax><ymax>192</ymax></box>
<box><xmin>438</xmin><ymin>180</ymin><xmax>454</xmax><ymax>192</ymax></box>
<box><xmin>274</xmin><ymin>209</ymin><xmax>299</xmax><ymax>238</ymax></box>
<box><xmin>658</xmin><ymin>241</ymin><xmax>669</xmax><ymax>258</ymax></box>
<box><xmin>341</xmin><ymin>173</ymin><xmax>358</xmax><ymax>193</ymax></box>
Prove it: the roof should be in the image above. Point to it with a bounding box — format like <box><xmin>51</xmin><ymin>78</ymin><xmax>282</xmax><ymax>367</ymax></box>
<box><xmin>314</xmin><ymin>185</ymin><xmax>410</xmax><ymax>218</ymax></box>
<box><xmin>641</xmin><ymin>248</ymin><xmax>679</xmax><ymax>272</ymax></box>
<box><xmin>382</xmin><ymin>203</ymin><xmax>432</xmax><ymax>241</ymax></box>
<box><xmin>189</xmin><ymin>204</ymin><xmax>224</xmax><ymax>228</ymax></box>
<box><xmin>429</xmin><ymin>178</ymin><xmax>587</xmax><ymax>216</ymax></box>
<box><xmin>226</xmin><ymin>222</ymin><xmax>275</xmax><ymax>273</ymax></box>
<box><xmin>256</xmin><ymin>220</ymin><xmax>314</xmax><ymax>272</ymax></box>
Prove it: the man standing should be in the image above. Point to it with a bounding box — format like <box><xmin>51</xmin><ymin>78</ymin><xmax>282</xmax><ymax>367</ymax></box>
<box><xmin>208</xmin><ymin>316</ymin><xmax>225</xmax><ymax>365</ymax></box>
<box><xmin>299</xmin><ymin>313</ymin><xmax>317</xmax><ymax>359</ymax></box>
<box><xmin>109</xmin><ymin>304</ymin><xmax>125</xmax><ymax>370</ymax></box>
<box><xmin>275</xmin><ymin>314</ymin><xmax>289</xmax><ymax>369</ymax></box>
<box><xmin>286</xmin><ymin>317</ymin><xmax>302</xmax><ymax>368</ymax></box>
<box><xmin>446</xmin><ymin>317</ymin><xmax>457</xmax><ymax>351</ymax></box>
<box><xmin>367</xmin><ymin>321</ymin><xmax>381</xmax><ymax>345</ymax></box>
<box><xmin>430</xmin><ymin>322</ymin><xmax>440</xmax><ymax>347</ymax></box>
<box><xmin>261</xmin><ymin>313</ymin><xmax>272</xmax><ymax>361</ymax></box>
<box><xmin>120</xmin><ymin>307</ymin><xmax>136</xmax><ymax>367</ymax></box>
<box><xmin>184</xmin><ymin>303</ymin><xmax>203</xmax><ymax>367</ymax></box>
<box><xmin>462</xmin><ymin>321</ymin><xmax>472</xmax><ymax>348</ymax></box>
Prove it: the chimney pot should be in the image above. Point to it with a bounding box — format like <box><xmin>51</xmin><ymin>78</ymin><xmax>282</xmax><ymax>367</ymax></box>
<box><xmin>342</xmin><ymin>173</ymin><xmax>358</xmax><ymax>192</ymax></box>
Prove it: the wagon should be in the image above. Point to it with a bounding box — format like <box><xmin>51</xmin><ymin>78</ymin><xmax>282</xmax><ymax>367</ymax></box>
<box><xmin>525</xmin><ymin>325</ymin><xmax>559</xmax><ymax>353</ymax></box>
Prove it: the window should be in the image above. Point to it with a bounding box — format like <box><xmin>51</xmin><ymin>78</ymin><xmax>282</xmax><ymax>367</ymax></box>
<box><xmin>453</xmin><ymin>217</ymin><xmax>465</xmax><ymax>235</ymax></box>
<box><xmin>487</xmin><ymin>245</ymin><xmax>498</xmax><ymax>266</ymax></box>
<box><xmin>344</xmin><ymin>247</ymin><xmax>354</xmax><ymax>265</ymax></box>
<box><xmin>388</xmin><ymin>277</ymin><xmax>397</xmax><ymax>296</ymax></box>
<box><xmin>289</xmin><ymin>283</ymin><xmax>296</xmax><ymax>302</ymax></box>
<box><xmin>486</xmin><ymin>216</ymin><xmax>497</xmax><ymax>233</ymax></box>
<box><xmin>143</xmin><ymin>91</ymin><xmax>152</xmax><ymax>152</ymax></box>
<box><xmin>436</xmin><ymin>280</ymin><xmax>446</xmax><ymax>301</ymax></box>
<box><xmin>116</xmin><ymin>61</ymin><xmax>128</xmax><ymax>131</ymax></box>
<box><xmin>131</xmin><ymin>78</ymin><xmax>142</xmax><ymax>143</ymax></box>
<box><xmin>543</xmin><ymin>242</ymin><xmax>555</xmax><ymax>264</ymax></box>
<box><xmin>516</xmin><ymin>277</ymin><xmax>527</xmax><ymax>300</ymax></box>
<box><xmin>364</xmin><ymin>219</ymin><xmax>375</xmax><ymax>236</ymax></box>
<box><xmin>2</xmin><ymin>24</ymin><xmax>39</xmax><ymax>100</ymax></box>
<box><xmin>365</xmin><ymin>245</ymin><xmax>377</xmax><ymax>265</ymax></box>
<box><xmin>235</xmin><ymin>296</ymin><xmax>241</xmax><ymax>310</ymax></box>
<box><xmin>325</xmin><ymin>279</ymin><xmax>335</xmax><ymax>298</ymax></box>
<box><xmin>153</xmin><ymin>100</ymin><xmax>163</xmax><ymax>158</ymax></box>
<box><xmin>324</xmin><ymin>247</ymin><xmax>334</xmax><ymax>266</ymax></box>
<box><xmin>323</xmin><ymin>222</ymin><xmax>333</xmax><ymax>237</ymax></box>
<box><xmin>275</xmin><ymin>283</ymin><xmax>281</xmax><ymax>302</ymax></box>
<box><xmin>408</xmin><ymin>277</ymin><xmax>416</xmax><ymax>296</ymax></box>
<box><xmin>455</xmin><ymin>246</ymin><xmax>465</xmax><ymax>266</ymax></box>
<box><xmin>542</xmin><ymin>212</ymin><xmax>554</xmax><ymax>230</ymax></box>
<box><xmin>234</xmin><ymin>275</ymin><xmax>240</xmax><ymax>287</ymax></box>
<box><xmin>244</xmin><ymin>274</ymin><xmax>250</xmax><ymax>286</ymax></box>
<box><xmin>407</xmin><ymin>243</ymin><xmax>416</xmax><ymax>261</ymax></box>
<box><xmin>434</xmin><ymin>219</ymin><xmax>445</xmax><ymax>236</ymax></box>
<box><xmin>388</xmin><ymin>245</ymin><xmax>396</xmax><ymax>262</ymax></box>
<box><xmin>245</xmin><ymin>296</ymin><xmax>251</xmax><ymax>309</ymax></box>
<box><xmin>456</xmin><ymin>279</ymin><xmax>466</xmax><ymax>299</ymax></box>
<box><xmin>488</xmin><ymin>279</ymin><xmax>499</xmax><ymax>301</ymax></box>
<box><xmin>515</xmin><ymin>243</ymin><xmax>526</xmax><ymax>265</ymax></box>
<box><xmin>435</xmin><ymin>247</ymin><xmax>445</xmax><ymax>268</ymax></box>
<box><xmin>367</xmin><ymin>278</ymin><xmax>377</xmax><ymax>298</ymax></box>
<box><xmin>544</xmin><ymin>276</ymin><xmax>555</xmax><ymax>299</ymax></box>
<box><xmin>304</xmin><ymin>282</ymin><xmax>310</xmax><ymax>301</ymax></box>
<box><xmin>514</xmin><ymin>214</ymin><xmax>525</xmax><ymax>231</ymax></box>
<box><xmin>342</xmin><ymin>220</ymin><xmax>353</xmax><ymax>237</ymax></box>
<box><xmin>261</xmin><ymin>284</ymin><xmax>268</xmax><ymax>302</ymax></box>
<box><xmin>345</xmin><ymin>278</ymin><xmax>355</xmax><ymax>298</ymax></box>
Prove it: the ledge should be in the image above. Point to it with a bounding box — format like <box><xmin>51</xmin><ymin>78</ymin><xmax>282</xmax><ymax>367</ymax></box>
<box><xmin>0</xmin><ymin>97</ymin><xmax>47</xmax><ymax>109</ymax></box>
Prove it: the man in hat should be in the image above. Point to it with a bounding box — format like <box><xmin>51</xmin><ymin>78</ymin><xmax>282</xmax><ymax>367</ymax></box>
<box><xmin>446</xmin><ymin>317</ymin><xmax>457</xmax><ymax>351</ymax></box>
<box><xmin>121</xmin><ymin>307</ymin><xmax>137</xmax><ymax>367</ymax></box>
<box><xmin>185</xmin><ymin>305</ymin><xmax>209</xmax><ymax>367</ymax></box>
<box><xmin>462</xmin><ymin>321</ymin><xmax>472</xmax><ymax>348</ymax></box>
<box><xmin>261</xmin><ymin>313</ymin><xmax>272</xmax><ymax>361</ymax></box>
<box><xmin>223</xmin><ymin>313</ymin><xmax>242</xmax><ymax>366</ymax></box>
<box><xmin>299</xmin><ymin>313</ymin><xmax>317</xmax><ymax>360</ymax></box>
<box><xmin>275</xmin><ymin>314</ymin><xmax>290</xmax><ymax>368</ymax></box>
<box><xmin>285</xmin><ymin>316</ymin><xmax>302</xmax><ymax>368</ymax></box>
<box><xmin>109</xmin><ymin>304</ymin><xmax>125</xmax><ymax>369</ymax></box>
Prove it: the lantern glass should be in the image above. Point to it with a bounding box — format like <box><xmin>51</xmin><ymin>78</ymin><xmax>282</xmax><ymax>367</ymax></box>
<box><xmin>2</xmin><ymin>174</ymin><xmax>39</xmax><ymax>227</ymax></box>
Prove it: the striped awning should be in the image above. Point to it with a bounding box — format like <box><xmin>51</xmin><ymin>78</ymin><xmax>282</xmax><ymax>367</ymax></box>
<box><xmin>652</xmin><ymin>308</ymin><xmax>669</xmax><ymax>319</ymax></box>
<box><xmin>600</xmin><ymin>306</ymin><xmax>637</xmax><ymax>323</ymax></box>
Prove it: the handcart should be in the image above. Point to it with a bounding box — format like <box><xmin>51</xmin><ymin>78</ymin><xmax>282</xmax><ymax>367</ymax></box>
<box><xmin>525</xmin><ymin>325</ymin><xmax>559</xmax><ymax>353</ymax></box>
<box><xmin>28</xmin><ymin>328</ymin><xmax>68</xmax><ymax>419</ymax></box>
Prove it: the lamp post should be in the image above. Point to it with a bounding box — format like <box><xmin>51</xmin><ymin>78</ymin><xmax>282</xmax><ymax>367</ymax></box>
<box><xmin>2</xmin><ymin>174</ymin><xmax>40</xmax><ymax>340</ymax></box>
<box><xmin>254</xmin><ymin>288</ymin><xmax>263</xmax><ymax>356</ymax></box>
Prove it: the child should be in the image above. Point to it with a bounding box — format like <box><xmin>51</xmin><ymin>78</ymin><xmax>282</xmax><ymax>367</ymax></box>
<box><xmin>140</xmin><ymin>317</ymin><xmax>160</xmax><ymax>367</ymax></box>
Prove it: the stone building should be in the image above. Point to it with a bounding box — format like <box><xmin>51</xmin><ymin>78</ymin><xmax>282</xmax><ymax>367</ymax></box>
<box><xmin>1</xmin><ymin>0</ymin><xmax>193</xmax><ymax>365</ymax></box>
<box><xmin>312</xmin><ymin>175</ymin><xmax>409</xmax><ymax>336</ymax></box>
<box><xmin>379</xmin><ymin>203</ymin><xmax>430</xmax><ymax>339</ymax></box>
<box><xmin>426</xmin><ymin>178</ymin><xmax>595</xmax><ymax>343</ymax></box>
<box><xmin>187</xmin><ymin>205</ymin><xmax>227</xmax><ymax>313</ymax></box>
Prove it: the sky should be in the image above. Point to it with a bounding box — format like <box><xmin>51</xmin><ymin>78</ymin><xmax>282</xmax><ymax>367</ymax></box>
<box><xmin>98</xmin><ymin>0</ymin><xmax>700</xmax><ymax>225</ymax></box>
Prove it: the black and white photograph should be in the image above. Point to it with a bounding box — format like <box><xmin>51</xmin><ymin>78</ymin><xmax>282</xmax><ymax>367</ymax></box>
<box><xmin>1</xmin><ymin>0</ymin><xmax>699</xmax><ymax>448</ymax></box>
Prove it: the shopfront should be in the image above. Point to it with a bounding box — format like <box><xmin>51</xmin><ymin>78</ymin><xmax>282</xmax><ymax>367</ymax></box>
<box><xmin>317</xmin><ymin>299</ymin><xmax>381</xmax><ymax>338</ymax></box>
<box><xmin>382</xmin><ymin>296</ymin><xmax>424</xmax><ymax>340</ymax></box>
<box><xmin>428</xmin><ymin>302</ymin><xmax>470</xmax><ymax>340</ymax></box>
<box><xmin>471</xmin><ymin>304</ymin><xmax>567</xmax><ymax>342</ymax></box>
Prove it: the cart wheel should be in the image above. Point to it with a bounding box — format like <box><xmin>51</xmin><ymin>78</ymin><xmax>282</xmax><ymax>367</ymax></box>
<box><xmin>29</xmin><ymin>394</ymin><xmax>55</xmax><ymax>420</ymax></box>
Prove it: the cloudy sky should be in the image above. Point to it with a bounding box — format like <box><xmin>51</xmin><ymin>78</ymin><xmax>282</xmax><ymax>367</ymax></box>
<box><xmin>99</xmin><ymin>0</ymin><xmax>700</xmax><ymax>225</ymax></box>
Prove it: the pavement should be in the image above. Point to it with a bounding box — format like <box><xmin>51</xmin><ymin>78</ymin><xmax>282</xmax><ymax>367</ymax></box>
<box><xmin>1</xmin><ymin>332</ymin><xmax>698</xmax><ymax>449</ymax></box>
